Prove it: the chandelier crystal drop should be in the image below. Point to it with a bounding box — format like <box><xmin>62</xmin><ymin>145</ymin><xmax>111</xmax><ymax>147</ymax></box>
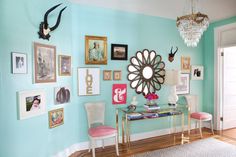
<box><xmin>176</xmin><ymin>0</ymin><xmax>209</xmax><ymax>47</ymax></box>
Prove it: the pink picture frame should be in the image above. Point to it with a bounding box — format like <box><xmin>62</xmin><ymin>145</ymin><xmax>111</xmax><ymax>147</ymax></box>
<box><xmin>112</xmin><ymin>84</ymin><xmax>127</xmax><ymax>105</ymax></box>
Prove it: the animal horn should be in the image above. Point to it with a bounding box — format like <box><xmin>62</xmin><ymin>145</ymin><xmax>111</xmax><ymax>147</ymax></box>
<box><xmin>43</xmin><ymin>3</ymin><xmax>62</xmax><ymax>29</ymax></box>
<box><xmin>173</xmin><ymin>47</ymin><xmax>178</xmax><ymax>54</ymax></box>
<box><xmin>170</xmin><ymin>46</ymin><xmax>173</xmax><ymax>54</ymax></box>
<box><xmin>50</xmin><ymin>6</ymin><xmax>67</xmax><ymax>31</ymax></box>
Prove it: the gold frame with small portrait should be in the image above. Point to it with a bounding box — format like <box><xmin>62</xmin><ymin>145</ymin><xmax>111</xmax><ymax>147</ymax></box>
<box><xmin>85</xmin><ymin>35</ymin><xmax>107</xmax><ymax>65</ymax></box>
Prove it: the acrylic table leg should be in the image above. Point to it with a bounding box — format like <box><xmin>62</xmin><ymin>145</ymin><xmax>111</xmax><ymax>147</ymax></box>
<box><xmin>122</xmin><ymin>117</ymin><xmax>125</xmax><ymax>144</ymax></box>
<box><xmin>116</xmin><ymin>109</ymin><xmax>119</xmax><ymax>143</ymax></box>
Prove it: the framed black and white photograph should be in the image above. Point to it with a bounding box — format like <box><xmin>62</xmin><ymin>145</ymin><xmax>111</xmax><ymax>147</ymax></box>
<box><xmin>191</xmin><ymin>65</ymin><xmax>204</xmax><ymax>80</ymax></box>
<box><xmin>111</xmin><ymin>44</ymin><xmax>128</xmax><ymax>60</ymax></box>
<box><xmin>176</xmin><ymin>74</ymin><xmax>190</xmax><ymax>95</ymax></box>
<box><xmin>11</xmin><ymin>52</ymin><xmax>27</xmax><ymax>74</ymax></box>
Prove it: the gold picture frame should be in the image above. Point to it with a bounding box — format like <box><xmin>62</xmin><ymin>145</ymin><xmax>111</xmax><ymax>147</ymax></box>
<box><xmin>181</xmin><ymin>56</ymin><xmax>191</xmax><ymax>73</ymax></box>
<box><xmin>34</xmin><ymin>42</ymin><xmax>56</xmax><ymax>83</ymax></box>
<box><xmin>85</xmin><ymin>35</ymin><xmax>107</xmax><ymax>64</ymax></box>
<box><xmin>103</xmin><ymin>70</ymin><xmax>112</xmax><ymax>80</ymax></box>
<box><xmin>48</xmin><ymin>108</ymin><xmax>64</xmax><ymax>128</ymax></box>
<box><xmin>113</xmin><ymin>70</ymin><xmax>122</xmax><ymax>80</ymax></box>
<box><xmin>58</xmin><ymin>55</ymin><xmax>71</xmax><ymax>76</ymax></box>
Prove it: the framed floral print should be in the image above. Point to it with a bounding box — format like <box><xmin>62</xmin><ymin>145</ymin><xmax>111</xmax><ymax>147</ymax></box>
<box><xmin>85</xmin><ymin>35</ymin><xmax>107</xmax><ymax>65</ymax></box>
<box><xmin>34</xmin><ymin>42</ymin><xmax>56</xmax><ymax>83</ymax></box>
<box><xmin>48</xmin><ymin>108</ymin><xmax>64</xmax><ymax>128</ymax></box>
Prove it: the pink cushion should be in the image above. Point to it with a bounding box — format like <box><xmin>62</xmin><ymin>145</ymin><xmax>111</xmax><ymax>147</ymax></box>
<box><xmin>191</xmin><ymin>112</ymin><xmax>212</xmax><ymax>120</ymax></box>
<box><xmin>88</xmin><ymin>125</ymin><xmax>117</xmax><ymax>137</ymax></box>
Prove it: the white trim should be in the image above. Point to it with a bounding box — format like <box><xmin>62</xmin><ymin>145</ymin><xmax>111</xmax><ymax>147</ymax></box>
<box><xmin>214</xmin><ymin>22</ymin><xmax>236</xmax><ymax>131</ymax></box>
<box><xmin>52</xmin><ymin>124</ymin><xmax>195</xmax><ymax>157</ymax></box>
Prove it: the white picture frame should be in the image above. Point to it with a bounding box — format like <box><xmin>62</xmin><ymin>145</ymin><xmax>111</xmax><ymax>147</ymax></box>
<box><xmin>191</xmin><ymin>65</ymin><xmax>204</xmax><ymax>80</ymax></box>
<box><xmin>12</xmin><ymin>52</ymin><xmax>27</xmax><ymax>74</ymax></box>
<box><xmin>176</xmin><ymin>74</ymin><xmax>190</xmax><ymax>95</ymax></box>
<box><xmin>77</xmin><ymin>67</ymin><xmax>100</xmax><ymax>96</ymax></box>
<box><xmin>18</xmin><ymin>89</ymin><xmax>46</xmax><ymax>120</ymax></box>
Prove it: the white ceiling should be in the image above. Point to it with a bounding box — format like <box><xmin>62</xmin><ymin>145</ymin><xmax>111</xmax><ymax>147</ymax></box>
<box><xmin>70</xmin><ymin>0</ymin><xmax>236</xmax><ymax>22</ymax></box>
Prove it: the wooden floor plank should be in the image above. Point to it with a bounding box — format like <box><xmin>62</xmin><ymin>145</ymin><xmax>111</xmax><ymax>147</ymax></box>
<box><xmin>70</xmin><ymin>128</ymin><xmax>236</xmax><ymax>157</ymax></box>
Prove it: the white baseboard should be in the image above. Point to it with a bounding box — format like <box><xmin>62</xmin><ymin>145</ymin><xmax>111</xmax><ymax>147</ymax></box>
<box><xmin>53</xmin><ymin>124</ymin><xmax>195</xmax><ymax>157</ymax></box>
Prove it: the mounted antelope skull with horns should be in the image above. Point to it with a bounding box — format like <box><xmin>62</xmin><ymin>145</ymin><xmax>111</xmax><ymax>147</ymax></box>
<box><xmin>168</xmin><ymin>46</ymin><xmax>178</xmax><ymax>62</ymax></box>
<box><xmin>38</xmin><ymin>3</ymin><xmax>67</xmax><ymax>40</ymax></box>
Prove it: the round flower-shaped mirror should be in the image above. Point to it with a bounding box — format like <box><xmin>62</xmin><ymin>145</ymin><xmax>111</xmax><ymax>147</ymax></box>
<box><xmin>127</xmin><ymin>49</ymin><xmax>165</xmax><ymax>95</ymax></box>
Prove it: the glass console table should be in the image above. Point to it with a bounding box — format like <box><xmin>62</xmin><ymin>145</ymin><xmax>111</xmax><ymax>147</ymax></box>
<box><xmin>115</xmin><ymin>104</ymin><xmax>190</xmax><ymax>147</ymax></box>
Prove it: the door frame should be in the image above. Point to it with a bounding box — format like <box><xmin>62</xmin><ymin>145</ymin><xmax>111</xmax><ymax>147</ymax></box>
<box><xmin>214</xmin><ymin>22</ymin><xmax>236</xmax><ymax>130</ymax></box>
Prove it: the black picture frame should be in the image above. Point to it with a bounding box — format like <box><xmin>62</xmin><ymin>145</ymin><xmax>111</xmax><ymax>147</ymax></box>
<box><xmin>111</xmin><ymin>44</ymin><xmax>128</xmax><ymax>60</ymax></box>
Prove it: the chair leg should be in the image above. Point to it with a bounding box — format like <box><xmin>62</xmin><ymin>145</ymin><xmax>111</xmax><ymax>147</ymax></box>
<box><xmin>188</xmin><ymin>118</ymin><xmax>191</xmax><ymax>136</ymax></box>
<box><xmin>211</xmin><ymin>119</ymin><xmax>214</xmax><ymax>135</ymax></box>
<box><xmin>115</xmin><ymin>135</ymin><xmax>119</xmax><ymax>156</ymax></box>
<box><xmin>92</xmin><ymin>139</ymin><xmax>96</xmax><ymax>157</ymax></box>
<box><xmin>199</xmin><ymin>120</ymin><xmax>203</xmax><ymax>138</ymax></box>
<box><xmin>102</xmin><ymin>140</ymin><xmax>105</xmax><ymax>149</ymax></box>
<box><xmin>88</xmin><ymin>140</ymin><xmax>91</xmax><ymax>152</ymax></box>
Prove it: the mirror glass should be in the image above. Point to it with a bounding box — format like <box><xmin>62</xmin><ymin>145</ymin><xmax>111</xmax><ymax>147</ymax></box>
<box><xmin>127</xmin><ymin>49</ymin><xmax>165</xmax><ymax>95</ymax></box>
<box><xmin>142</xmin><ymin>66</ymin><xmax>153</xmax><ymax>79</ymax></box>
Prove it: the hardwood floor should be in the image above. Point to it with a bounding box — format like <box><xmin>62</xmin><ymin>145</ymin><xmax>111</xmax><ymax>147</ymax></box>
<box><xmin>70</xmin><ymin>128</ymin><xmax>236</xmax><ymax>157</ymax></box>
<box><xmin>222</xmin><ymin>128</ymin><xmax>236</xmax><ymax>139</ymax></box>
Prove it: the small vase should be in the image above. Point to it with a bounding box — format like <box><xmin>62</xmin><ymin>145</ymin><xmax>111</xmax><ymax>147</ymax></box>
<box><xmin>146</xmin><ymin>99</ymin><xmax>157</xmax><ymax>106</ymax></box>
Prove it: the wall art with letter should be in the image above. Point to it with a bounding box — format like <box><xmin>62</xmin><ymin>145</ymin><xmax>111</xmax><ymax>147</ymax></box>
<box><xmin>112</xmin><ymin>84</ymin><xmax>127</xmax><ymax>105</ymax></box>
<box><xmin>191</xmin><ymin>65</ymin><xmax>204</xmax><ymax>80</ymax></box>
<box><xmin>54</xmin><ymin>86</ymin><xmax>71</xmax><ymax>104</ymax></box>
<box><xmin>77</xmin><ymin>67</ymin><xmax>100</xmax><ymax>96</ymax></box>
<box><xmin>18</xmin><ymin>89</ymin><xmax>46</xmax><ymax>120</ymax></box>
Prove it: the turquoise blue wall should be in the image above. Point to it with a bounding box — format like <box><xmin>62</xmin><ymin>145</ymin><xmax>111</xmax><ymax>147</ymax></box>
<box><xmin>0</xmin><ymin>1</ymin><xmax>205</xmax><ymax>157</ymax></box>
<box><xmin>203</xmin><ymin>16</ymin><xmax>236</xmax><ymax>114</ymax></box>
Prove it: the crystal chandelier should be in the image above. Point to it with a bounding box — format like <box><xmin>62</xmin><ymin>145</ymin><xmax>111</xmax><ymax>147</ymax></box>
<box><xmin>176</xmin><ymin>0</ymin><xmax>209</xmax><ymax>47</ymax></box>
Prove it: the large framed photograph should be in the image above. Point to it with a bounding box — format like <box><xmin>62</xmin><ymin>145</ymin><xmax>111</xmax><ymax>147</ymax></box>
<box><xmin>18</xmin><ymin>89</ymin><xmax>46</xmax><ymax>120</ymax></box>
<box><xmin>181</xmin><ymin>56</ymin><xmax>191</xmax><ymax>73</ymax></box>
<box><xmin>11</xmin><ymin>52</ymin><xmax>27</xmax><ymax>74</ymax></box>
<box><xmin>34</xmin><ymin>42</ymin><xmax>56</xmax><ymax>83</ymax></box>
<box><xmin>58</xmin><ymin>55</ymin><xmax>71</xmax><ymax>76</ymax></box>
<box><xmin>54</xmin><ymin>86</ymin><xmax>71</xmax><ymax>104</ymax></box>
<box><xmin>191</xmin><ymin>65</ymin><xmax>204</xmax><ymax>80</ymax></box>
<box><xmin>48</xmin><ymin>108</ymin><xmax>64</xmax><ymax>128</ymax></box>
<box><xmin>85</xmin><ymin>35</ymin><xmax>107</xmax><ymax>65</ymax></box>
<box><xmin>77</xmin><ymin>67</ymin><xmax>100</xmax><ymax>96</ymax></box>
<box><xmin>111</xmin><ymin>44</ymin><xmax>128</xmax><ymax>60</ymax></box>
<box><xmin>176</xmin><ymin>74</ymin><xmax>190</xmax><ymax>95</ymax></box>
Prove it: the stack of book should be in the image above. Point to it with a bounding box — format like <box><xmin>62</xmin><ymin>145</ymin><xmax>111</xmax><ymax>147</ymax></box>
<box><xmin>127</xmin><ymin>113</ymin><xmax>143</xmax><ymax>120</ymax></box>
<box><xmin>144</xmin><ymin>104</ymin><xmax>160</xmax><ymax>111</ymax></box>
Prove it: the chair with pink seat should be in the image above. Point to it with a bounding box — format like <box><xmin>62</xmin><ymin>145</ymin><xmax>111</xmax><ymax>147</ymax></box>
<box><xmin>185</xmin><ymin>95</ymin><xmax>214</xmax><ymax>138</ymax></box>
<box><xmin>84</xmin><ymin>101</ymin><xmax>119</xmax><ymax>157</ymax></box>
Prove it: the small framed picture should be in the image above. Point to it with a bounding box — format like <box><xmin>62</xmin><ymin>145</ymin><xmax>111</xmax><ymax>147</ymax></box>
<box><xmin>34</xmin><ymin>42</ymin><xmax>56</xmax><ymax>83</ymax></box>
<box><xmin>18</xmin><ymin>89</ymin><xmax>46</xmax><ymax>120</ymax></box>
<box><xmin>48</xmin><ymin>108</ymin><xmax>64</xmax><ymax>128</ymax></box>
<box><xmin>113</xmin><ymin>70</ymin><xmax>122</xmax><ymax>80</ymax></box>
<box><xmin>85</xmin><ymin>35</ymin><xmax>107</xmax><ymax>65</ymax></box>
<box><xmin>54</xmin><ymin>86</ymin><xmax>71</xmax><ymax>104</ymax></box>
<box><xmin>111</xmin><ymin>44</ymin><xmax>128</xmax><ymax>60</ymax></box>
<box><xmin>191</xmin><ymin>65</ymin><xmax>204</xmax><ymax>80</ymax></box>
<box><xmin>112</xmin><ymin>84</ymin><xmax>127</xmax><ymax>105</ymax></box>
<box><xmin>181</xmin><ymin>56</ymin><xmax>191</xmax><ymax>73</ymax></box>
<box><xmin>103</xmin><ymin>70</ymin><xmax>112</xmax><ymax>80</ymax></box>
<box><xmin>59</xmin><ymin>55</ymin><xmax>71</xmax><ymax>76</ymax></box>
<box><xmin>11</xmin><ymin>52</ymin><xmax>27</xmax><ymax>74</ymax></box>
<box><xmin>176</xmin><ymin>74</ymin><xmax>190</xmax><ymax>95</ymax></box>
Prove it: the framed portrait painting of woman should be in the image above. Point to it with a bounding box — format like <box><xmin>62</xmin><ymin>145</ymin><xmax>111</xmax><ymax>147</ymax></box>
<box><xmin>85</xmin><ymin>35</ymin><xmax>107</xmax><ymax>65</ymax></box>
